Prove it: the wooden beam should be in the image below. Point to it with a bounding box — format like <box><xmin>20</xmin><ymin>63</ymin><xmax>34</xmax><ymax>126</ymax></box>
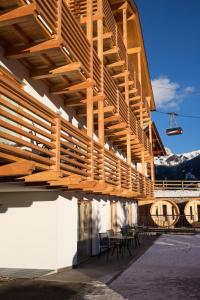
<box><xmin>127</xmin><ymin>47</ymin><xmax>141</xmax><ymax>55</ymax></box>
<box><xmin>31</xmin><ymin>63</ymin><xmax>82</xmax><ymax>79</ymax></box>
<box><xmin>6</xmin><ymin>38</ymin><xmax>62</xmax><ymax>59</ymax></box>
<box><xmin>107</xmin><ymin>60</ymin><xmax>125</xmax><ymax>68</ymax></box>
<box><xmin>67</xmin><ymin>180</ymin><xmax>97</xmax><ymax>189</ymax></box>
<box><xmin>103</xmin><ymin>47</ymin><xmax>119</xmax><ymax>56</ymax></box>
<box><xmin>107</xmin><ymin>122</ymin><xmax>127</xmax><ymax>130</ymax></box>
<box><xmin>51</xmin><ymin>80</ymin><xmax>94</xmax><ymax>95</ymax></box>
<box><xmin>22</xmin><ymin>170</ymin><xmax>63</xmax><ymax>182</ymax></box>
<box><xmin>112</xmin><ymin>71</ymin><xmax>129</xmax><ymax>79</ymax></box>
<box><xmin>48</xmin><ymin>175</ymin><xmax>83</xmax><ymax>186</ymax></box>
<box><xmin>118</xmin><ymin>81</ymin><xmax>134</xmax><ymax>87</ymax></box>
<box><xmin>0</xmin><ymin>3</ymin><xmax>36</xmax><ymax>27</ymax></box>
<box><xmin>93</xmin><ymin>32</ymin><xmax>112</xmax><ymax>41</ymax></box>
<box><xmin>80</xmin><ymin>13</ymin><xmax>103</xmax><ymax>24</ymax></box>
<box><xmin>78</xmin><ymin>106</ymin><xmax>114</xmax><ymax>117</ymax></box>
<box><xmin>64</xmin><ymin>94</ymin><xmax>104</xmax><ymax>107</ymax></box>
<box><xmin>129</xmin><ymin>96</ymin><xmax>141</xmax><ymax>102</ymax></box>
<box><xmin>104</xmin><ymin>115</ymin><xmax>121</xmax><ymax>124</ymax></box>
<box><xmin>0</xmin><ymin>160</ymin><xmax>35</xmax><ymax>177</ymax></box>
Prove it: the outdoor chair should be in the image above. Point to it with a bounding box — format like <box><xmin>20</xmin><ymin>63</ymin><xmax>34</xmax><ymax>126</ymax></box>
<box><xmin>107</xmin><ymin>229</ymin><xmax>114</xmax><ymax>237</ymax></box>
<box><xmin>98</xmin><ymin>232</ymin><xmax>112</xmax><ymax>261</ymax></box>
<box><xmin>106</xmin><ymin>229</ymin><xmax>124</xmax><ymax>258</ymax></box>
<box><xmin>121</xmin><ymin>226</ymin><xmax>140</xmax><ymax>248</ymax></box>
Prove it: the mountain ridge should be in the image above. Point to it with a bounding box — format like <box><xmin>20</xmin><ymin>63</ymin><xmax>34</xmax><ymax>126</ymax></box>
<box><xmin>155</xmin><ymin>150</ymin><xmax>200</xmax><ymax>180</ymax></box>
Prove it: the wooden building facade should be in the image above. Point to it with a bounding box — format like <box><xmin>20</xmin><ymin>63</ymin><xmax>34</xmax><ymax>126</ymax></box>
<box><xmin>0</xmin><ymin>0</ymin><xmax>164</xmax><ymax>270</ymax></box>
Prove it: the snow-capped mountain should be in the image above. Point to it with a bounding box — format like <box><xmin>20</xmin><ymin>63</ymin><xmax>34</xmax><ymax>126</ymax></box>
<box><xmin>155</xmin><ymin>149</ymin><xmax>200</xmax><ymax>180</ymax></box>
<box><xmin>155</xmin><ymin>150</ymin><xmax>200</xmax><ymax>166</ymax></box>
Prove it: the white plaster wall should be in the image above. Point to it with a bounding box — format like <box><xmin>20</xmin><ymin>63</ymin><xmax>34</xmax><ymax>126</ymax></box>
<box><xmin>0</xmin><ymin>192</ymin><xmax>58</xmax><ymax>269</ymax></box>
<box><xmin>56</xmin><ymin>193</ymin><xmax>78</xmax><ymax>269</ymax></box>
<box><xmin>132</xmin><ymin>202</ymin><xmax>138</xmax><ymax>225</ymax></box>
<box><xmin>92</xmin><ymin>197</ymin><xmax>111</xmax><ymax>255</ymax></box>
<box><xmin>117</xmin><ymin>201</ymin><xmax>128</xmax><ymax>228</ymax></box>
<box><xmin>0</xmin><ymin>192</ymin><xmax>78</xmax><ymax>270</ymax></box>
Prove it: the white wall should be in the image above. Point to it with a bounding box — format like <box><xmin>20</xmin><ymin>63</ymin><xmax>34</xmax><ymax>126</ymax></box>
<box><xmin>0</xmin><ymin>192</ymin><xmax>78</xmax><ymax>270</ymax></box>
<box><xmin>92</xmin><ymin>197</ymin><xmax>111</xmax><ymax>255</ymax></box>
<box><xmin>56</xmin><ymin>193</ymin><xmax>78</xmax><ymax>269</ymax></box>
<box><xmin>117</xmin><ymin>201</ymin><xmax>128</xmax><ymax>228</ymax></box>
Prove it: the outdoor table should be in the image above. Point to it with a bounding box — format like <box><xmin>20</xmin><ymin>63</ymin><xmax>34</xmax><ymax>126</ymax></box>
<box><xmin>109</xmin><ymin>234</ymin><xmax>134</xmax><ymax>256</ymax></box>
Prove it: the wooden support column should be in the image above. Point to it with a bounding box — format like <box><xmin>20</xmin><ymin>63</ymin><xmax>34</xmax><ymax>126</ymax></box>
<box><xmin>57</xmin><ymin>0</ymin><xmax>62</xmax><ymax>37</ymax></box>
<box><xmin>122</xmin><ymin>5</ymin><xmax>128</xmax><ymax>48</ymax></box>
<box><xmin>137</xmin><ymin>51</ymin><xmax>146</xmax><ymax>176</ymax></box>
<box><xmin>148</xmin><ymin>121</ymin><xmax>155</xmax><ymax>182</ymax></box>
<box><xmin>51</xmin><ymin>113</ymin><xmax>61</xmax><ymax>172</ymax></box>
<box><xmin>123</xmin><ymin>4</ymin><xmax>132</xmax><ymax>191</ymax></box>
<box><xmin>86</xmin><ymin>0</ymin><xmax>94</xmax><ymax>179</ymax></box>
<box><xmin>97</xmin><ymin>0</ymin><xmax>105</xmax><ymax>182</ymax></box>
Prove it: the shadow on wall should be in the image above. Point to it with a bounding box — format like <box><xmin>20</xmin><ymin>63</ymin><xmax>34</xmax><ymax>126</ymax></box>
<box><xmin>0</xmin><ymin>191</ymin><xmax>75</xmax><ymax>213</ymax></box>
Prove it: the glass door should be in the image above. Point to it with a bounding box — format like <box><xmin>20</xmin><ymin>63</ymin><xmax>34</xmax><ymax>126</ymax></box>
<box><xmin>77</xmin><ymin>200</ymin><xmax>92</xmax><ymax>263</ymax></box>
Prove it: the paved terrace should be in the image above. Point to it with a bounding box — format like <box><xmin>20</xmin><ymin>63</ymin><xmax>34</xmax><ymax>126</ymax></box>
<box><xmin>1</xmin><ymin>234</ymin><xmax>200</xmax><ymax>299</ymax></box>
<box><xmin>110</xmin><ymin>234</ymin><xmax>200</xmax><ymax>300</ymax></box>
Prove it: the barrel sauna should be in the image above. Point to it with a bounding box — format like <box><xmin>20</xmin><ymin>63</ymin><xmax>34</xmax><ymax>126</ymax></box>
<box><xmin>150</xmin><ymin>200</ymin><xmax>180</xmax><ymax>227</ymax></box>
<box><xmin>184</xmin><ymin>200</ymin><xmax>200</xmax><ymax>225</ymax></box>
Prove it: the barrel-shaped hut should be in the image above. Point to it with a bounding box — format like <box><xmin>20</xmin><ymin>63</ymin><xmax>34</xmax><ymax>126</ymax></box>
<box><xmin>184</xmin><ymin>199</ymin><xmax>200</xmax><ymax>225</ymax></box>
<box><xmin>150</xmin><ymin>200</ymin><xmax>180</xmax><ymax>227</ymax></box>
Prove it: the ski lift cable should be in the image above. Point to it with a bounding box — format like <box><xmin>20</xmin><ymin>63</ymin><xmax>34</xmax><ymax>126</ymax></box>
<box><xmin>155</xmin><ymin>110</ymin><xmax>200</xmax><ymax>119</ymax></box>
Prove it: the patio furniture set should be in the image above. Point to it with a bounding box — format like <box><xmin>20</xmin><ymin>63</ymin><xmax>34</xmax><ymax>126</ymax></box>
<box><xmin>99</xmin><ymin>225</ymin><xmax>141</xmax><ymax>260</ymax></box>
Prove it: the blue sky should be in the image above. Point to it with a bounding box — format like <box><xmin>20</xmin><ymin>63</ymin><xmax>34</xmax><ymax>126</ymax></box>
<box><xmin>135</xmin><ymin>0</ymin><xmax>200</xmax><ymax>154</ymax></box>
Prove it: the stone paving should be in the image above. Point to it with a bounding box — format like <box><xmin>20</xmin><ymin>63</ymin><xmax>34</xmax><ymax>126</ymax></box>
<box><xmin>110</xmin><ymin>234</ymin><xmax>200</xmax><ymax>300</ymax></box>
<box><xmin>1</xmin><ymin>234</ymin><xmax>200</xmax><ymax>299</ymax></box>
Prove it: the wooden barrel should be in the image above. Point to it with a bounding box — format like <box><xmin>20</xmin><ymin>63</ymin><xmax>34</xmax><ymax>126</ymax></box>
<box><xmin>184</xmin><ymin>200</ymin><xmax>200</xmax><ymax>225</ymax></box>
<box><xmin>150</xmin><ymin>200</ymin><xmax>180</xmax><ymax>227</ymax></box>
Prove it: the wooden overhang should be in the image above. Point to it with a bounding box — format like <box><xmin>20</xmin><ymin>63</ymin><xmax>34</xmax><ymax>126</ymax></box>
<box><xmin>109</xmin><ymin>0</ymin><xmax>156</xmax><ymax>111</ymax></box>
<box><xmin>151</xmin><ymin>122</ymin><xmax>166</xmax><ymax>157</ymax></box>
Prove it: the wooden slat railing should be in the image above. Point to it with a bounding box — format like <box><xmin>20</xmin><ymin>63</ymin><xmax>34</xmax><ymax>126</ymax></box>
<box><xmin>0</xmin><ymin>73</ymin><xmax>56</xmax><ymax>170</ymax></box>
<box><xmin>61</xmin><ymin>1</ymin><xmax>91</xmax><ymax>74</ymax></box>
<box><xmin>120</xmin><ymin>161</ymin><xmax>130</xmax><ymax>190</ymax></box>
<box><xmin>102</xmin><ymin>0</ymin><xmax>117</xmax><ymax>44</ymax></box>
<box><xmin>116</xmin><ymin>27</ymin><xmax>127</xmax><ymax>68</ymax></box>
<box><xmin>34</xmin><ymin>0</ymin><xmax>59</xmax><ymax>34</ymax></box>
<box><xmin>103</xmin><ymin>66</ymin><xmax>118</xmax><ymax>110</ymax></box>
<box><xmin>129</xmin><ymin>109</ymin><xmax>138</xmax><ymax>137</ymax></box>
<box><xmin>155</xmin><ymin>180</ymin><xmax>200</xmax><ymax>191</ymax></box>
<box><xmin>68</xmin><ymin>0</ymin><xmax>98</xmax><ymax>18</ymax></box>
<box><xmin>104</xmin><ymin>149</ymin><xmax>119</xmax><ymax>186</ymax></box>
<box><xmin>118</xmin><ymin>93</ymin><xmax>129</xmax><ymax>124</ymax></box>
<box><xmin>93</xmin><ymin>50</ymin><xmax>102</xmax><ymax>92</ymax></box>
<box><xmin>60</xmin><ymin>119</ymin><xmax>91</xmax><ymax>176</ymax></box>
<box><xmin>131</xmin><ymin>167</ymin><xmax>138</xmax><ymax>193</ymax></box>
<box><xmin>0</xmin><ymin>67</ymin><xmax>153</xmax><ymax>198</ymax></box>
<box><xmin>94</xmin><ymin>141</ymin><xmax>103</xmax><ymax>181</ymax></box>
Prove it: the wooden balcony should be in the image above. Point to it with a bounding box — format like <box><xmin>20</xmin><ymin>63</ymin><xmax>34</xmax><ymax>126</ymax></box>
<box><xmin>0</xmin><ymin>68</ymin><xmax>153</xmax><ymax>199</ymax></box>
<box><xmin>0</xmin><ymin>0</ymin><xmax>91</xmax><ymax>93</ymax></box>
<box><xmin>0</xmin><ymin>0</ymin><xmax>155</xmax><ymax>189</ymax></box>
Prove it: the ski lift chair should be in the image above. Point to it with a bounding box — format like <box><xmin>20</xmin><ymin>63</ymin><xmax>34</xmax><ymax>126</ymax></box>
<box><xmin>166</xmin><ymin>113</ymin><xmax>183</xmax><ymax>136</ymax></box>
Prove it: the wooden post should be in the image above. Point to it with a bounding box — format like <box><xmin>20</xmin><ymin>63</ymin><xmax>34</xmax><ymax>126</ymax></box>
<box><xmin>57</xmin><ymin>0</ymin><xmax>62</xmax><ymax>37</ymax></box>
<box><xmin>122</xmin><ymin>4</ymin><xmax>132</xmax><ymax>192</ymax></box>
<box><xmin>97</xmin><ymin>0</ymin><xmax>105</xmax><ymax>182</ymax></box>
<box><xmin>122</xmin><ymin>6</ymin><xmax>128</xmax><ymax>48</ymax></box>
<box><xmin>86</xmin><ymin>0</ymin><xmax>94</xmax><ymax>179</ymax></box>
<box><xmin>51</xmin><ymin>113</ymin><xmax>61</xmax><ymax>172</ymax></box>
<box><xmin>137</xmin><ymin>51</ymin><xmax>146</xmax><ymax>176</ymax></box>
<box><xmin>148</xmin><ymin>121</ymin><xmax>155</xmax><ymax>181</ymax></box>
